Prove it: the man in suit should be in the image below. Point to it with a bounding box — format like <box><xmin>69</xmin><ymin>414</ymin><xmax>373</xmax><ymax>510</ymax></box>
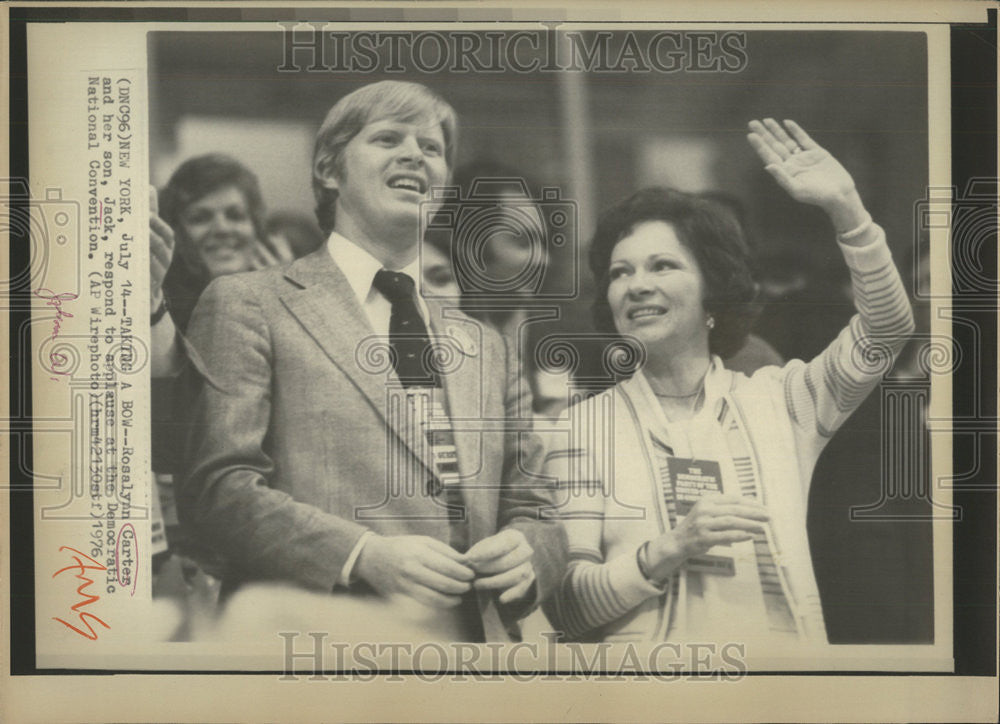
<box><xmin>178</xmin><ymin>81</ymin><xmax>566</xmax><ymax>641</ymax></box>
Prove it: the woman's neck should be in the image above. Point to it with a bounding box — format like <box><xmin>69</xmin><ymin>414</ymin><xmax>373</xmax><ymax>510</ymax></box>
<box><xmin>641</xmin><ymin>346</ymin><xmax>712</xmax><ymax>398</ymax></box>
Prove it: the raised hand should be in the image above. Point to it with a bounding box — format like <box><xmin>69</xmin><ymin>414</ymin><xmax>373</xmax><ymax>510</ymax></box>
<box><xmin>150</xmin><ymin>188</ymin><xmax>175</xmax><ymax>309</ymax></box>
<box><xmin>747</xmin><ymin>119</ymin><xmax>868</xmax><ymax>233</ymax></box>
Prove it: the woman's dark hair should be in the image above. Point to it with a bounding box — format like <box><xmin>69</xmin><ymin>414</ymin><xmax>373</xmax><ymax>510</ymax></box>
<box><xmin>159</xmin><ymin>153</ymin><xmax>265</xmax><ymax>248</ymax></box>
<box><xmin>158</xmin><ymin>154</ymin><xmax>264</xmax><ymax>332</ymax></box>
<box><xmin>588</xmin><ymin>186</ymin><xmax>760</xmax><ymax>359</ymax></box>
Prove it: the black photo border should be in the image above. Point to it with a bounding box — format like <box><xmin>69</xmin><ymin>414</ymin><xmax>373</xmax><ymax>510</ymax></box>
<box><xmin>6</xmin><ymin>4</ymin><xmax>997</xmax><ymax>678</ymax></box>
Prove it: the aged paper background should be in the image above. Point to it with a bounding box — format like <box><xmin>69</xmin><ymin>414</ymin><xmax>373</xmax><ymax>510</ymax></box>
<box><xmin>3</xmin><ymin>0</ymin><xmax>997</xmax><ymax>721</ymax></box>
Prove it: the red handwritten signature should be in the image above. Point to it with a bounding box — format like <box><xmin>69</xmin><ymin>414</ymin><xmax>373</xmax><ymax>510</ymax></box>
<box><xmin>33</xmin><ymin>288</ymin><xmax>77</xmax><ymax>380</ymax></box>
<box><xmin>52</xmin><ymin>546</ymin><xmax>110</xmax><ymax>640</ymax></box>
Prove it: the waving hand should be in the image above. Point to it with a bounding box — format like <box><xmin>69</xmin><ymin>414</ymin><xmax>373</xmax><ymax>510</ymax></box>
<box><xmin>747</xmin><ymin>118</ymin><xmax>869</xmax><ymax>235</ymax></box>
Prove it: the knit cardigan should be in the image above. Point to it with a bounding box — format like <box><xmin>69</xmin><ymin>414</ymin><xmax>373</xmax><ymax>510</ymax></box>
<box><xmin>542</xmin><ymin>222</ymin><xmax>914</xmax><ymax>644</ymax></box>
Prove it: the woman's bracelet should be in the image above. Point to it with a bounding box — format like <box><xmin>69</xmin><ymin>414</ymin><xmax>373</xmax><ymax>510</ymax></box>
<box><xmin>637</xmin><ymin>540</ymin><xmax>674</xmax><ymax>591</ymax></box>
<box><xmin>637</xmin><ymin>541</ymin><xmax>657</xmax><ymax>584</ymax></box>
<box><xmin>150</xmin><ymin>296</ymin><xmax>169</xmax><ymax>326</ymax></box>
<box><xmin>837</xmin><ymin>211</ymin><xmax>873</xmax><ymax>242</ymax></box>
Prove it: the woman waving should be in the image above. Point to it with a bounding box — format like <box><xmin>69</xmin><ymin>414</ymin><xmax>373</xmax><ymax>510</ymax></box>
<box><xmin>543</xmin><ymin>119</ymin><xmax>914</xmax><ymax>644</ymax></box>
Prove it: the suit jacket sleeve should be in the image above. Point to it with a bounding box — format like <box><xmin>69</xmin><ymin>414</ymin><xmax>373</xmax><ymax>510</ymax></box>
<box><xmin>178</xmin><ymin>274</ymin><xmax>368</xmax><ymax>591</ymax></box>
<box><xmin>496</xmin><ymin>329</ymin><xmax>568</xmax><ymax>612</ymax></box>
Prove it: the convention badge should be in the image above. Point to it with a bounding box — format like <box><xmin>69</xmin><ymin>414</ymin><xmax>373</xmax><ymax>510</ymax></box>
<box><xmin>667</xmin><ymin>457</ymin><xmax>735</xmax><ymax>576</ymax></box>
<box><xmin>667</xmin><ymin>457</ymin><xmax>724</xmax><ymax>516</ymax></box>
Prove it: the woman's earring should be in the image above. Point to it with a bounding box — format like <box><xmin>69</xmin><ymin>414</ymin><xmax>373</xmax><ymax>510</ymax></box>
<box><xmin>706</xmin><ymin>316</ymin><xmax>715</xmax><ymax>330</ymax></box>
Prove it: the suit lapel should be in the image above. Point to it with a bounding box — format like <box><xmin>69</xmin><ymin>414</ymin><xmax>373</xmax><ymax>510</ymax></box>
<box><xmin>428</xmin><ymin>304</ymin><xmax>498</xmax><ymax>544</ymax></box>
<box><xmin>280</xmin><ymin>250</ymin><xmax>437</xmax><ymax>475</ymax></box>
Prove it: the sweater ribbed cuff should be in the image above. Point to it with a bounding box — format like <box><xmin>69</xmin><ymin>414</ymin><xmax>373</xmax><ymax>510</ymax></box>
<box><xmin>605</xmin><ymin>545</ymin><xmax>669</xmax><ymax>609</ymax></box>
<box><xmin>837</xmin><ymin>222</ymin><xmax>892</xmax><ymax>273</ymax></box>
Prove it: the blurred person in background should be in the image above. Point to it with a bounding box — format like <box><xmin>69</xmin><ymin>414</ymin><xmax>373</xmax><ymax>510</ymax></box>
<box><xmin>444</xmin><ymin>160</ymin><xmax>552</xmax><ymax>332</ymax></box>
<box><xmin>542</xmin><ymin>119</ymin><xmax>913</xmax><ymax>644</ymax></box>
<box><xmin>148</xmin><ymin>154</ymin><xmax>293</xmax><ymax>637</ymax></box>
<box><xmin>150</xmin><ymin>154</ymin><xmax>297</xmax><ymax>373</ymax></box>
<box><xmin>151</xmin><ymin>154</ymin><xmax>278</xmax><ymax>483</ymax></box>
<box><xmin>420</xmin><ymin>232</ymin><xmax>461</xmax><ymax>298</ymax></box>
<box><xmin>154</xmin><ymin>153</ymin><xmax>283</xmax><ymax>335</ymax></box>
<box><xmin>426</xmin><ymin>160</ymin><xmax>573</xmax><ymax>417</ymax></box>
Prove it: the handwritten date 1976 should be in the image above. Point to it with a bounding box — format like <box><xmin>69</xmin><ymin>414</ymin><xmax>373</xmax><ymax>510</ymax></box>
<box><xmin>52</xmin><ymin>546</ymin><xmax>110</xmax><ymax>640</ymax></box>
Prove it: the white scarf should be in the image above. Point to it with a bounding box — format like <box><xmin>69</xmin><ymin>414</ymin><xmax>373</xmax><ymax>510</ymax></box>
<box><xmin>623</xmin><ymin>360</ymin><xmax>803</xmax><ymax>644</ymax></box>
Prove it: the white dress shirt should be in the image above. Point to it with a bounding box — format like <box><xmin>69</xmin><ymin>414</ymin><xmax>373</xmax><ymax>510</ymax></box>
<box><xmin>326</xmin><ymin>231</ymin><xmax>430</xmax><ymax>336</ymax></box>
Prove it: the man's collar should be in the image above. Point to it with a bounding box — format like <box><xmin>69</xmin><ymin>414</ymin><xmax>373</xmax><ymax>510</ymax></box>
<box><xmin>326</xmin><ymin>231</ymin><xmax>421</xmax><ymax>304</ymax></box>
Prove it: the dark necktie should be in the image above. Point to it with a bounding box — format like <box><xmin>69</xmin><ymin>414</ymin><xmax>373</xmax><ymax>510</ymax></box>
<box><xmin>372</xmin><ymin>269</ymin><xmax>437</xmax><ymax>388</ymax></box>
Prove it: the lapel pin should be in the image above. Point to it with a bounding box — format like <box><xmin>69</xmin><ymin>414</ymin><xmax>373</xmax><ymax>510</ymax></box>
<box><xmin>445</xmin><ymin>325</ymin><xmax>479</xmax><ymax>357</ymax></box>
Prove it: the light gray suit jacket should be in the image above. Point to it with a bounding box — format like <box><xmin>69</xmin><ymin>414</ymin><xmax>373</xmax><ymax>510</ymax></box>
<box><xmin>178</xmin><ymin>247</ymin><xmax>566</xmax><ymax>640</ymax></box>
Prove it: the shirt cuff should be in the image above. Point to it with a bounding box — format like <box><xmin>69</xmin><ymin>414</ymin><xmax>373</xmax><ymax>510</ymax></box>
<box><xmin>339</xmin><ymin>530</ymin><xmax>375</xmax><ymax>588</ymax></box>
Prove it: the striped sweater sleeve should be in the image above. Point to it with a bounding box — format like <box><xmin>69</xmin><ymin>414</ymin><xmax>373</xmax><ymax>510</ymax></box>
<box><xmin>540</xmin><ymin>434</ymin><xmax>664</xmax><ymax>641</ymax></box>
<box><xmin>550</xmin><ymin>552</ymin><xmax>666</xmax><ymax>640</ymax></box>
<box><xmin>784</xmin><ymin>221</ymin><xmax>915</xmax><ymax>445</ymax></box>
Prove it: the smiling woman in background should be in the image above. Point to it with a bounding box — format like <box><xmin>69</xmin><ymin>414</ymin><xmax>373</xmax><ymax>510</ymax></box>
<box><xmin>542</xmin><ymin>119</ymin><xmax>914</xmax><ymax>645</ymax></box>
<box><xmin>156</xmin><ymin>154</ymin><xmax>272</xmax><ymax>332</ymax></box>
<box><xmin>149</xmin><ymin>154</ymin><xmax>285</xmax><ymax>614</ymax></box>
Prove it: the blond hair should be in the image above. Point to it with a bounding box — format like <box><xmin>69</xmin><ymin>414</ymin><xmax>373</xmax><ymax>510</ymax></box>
<box><xmin>311</xmin><ymin>80</ymin><xmax>458</xmax><ymax>234</ymax></box>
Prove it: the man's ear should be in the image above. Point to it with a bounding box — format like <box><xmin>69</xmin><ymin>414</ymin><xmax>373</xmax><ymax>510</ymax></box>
<box><xmin>314</xmin><ymin>153</ymin><xmax>340</xmax><ymax>192</ymax></box>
